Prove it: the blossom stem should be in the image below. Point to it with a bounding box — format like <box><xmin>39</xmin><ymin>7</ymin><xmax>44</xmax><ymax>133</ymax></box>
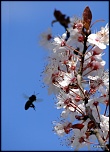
<box><xmin>65</xmin><ymin>44</ymin><xmax>83</xmax><ymax>56</ymax></box>
<box><xmin>96</xmin><ymin>106</ymin><xmax>101</xmax><ymax>122</ymax></box>
<box><xmin>104</xmin><ymin>104</ymin><xmax>108</xmax><ymax>116</ymax></box>
<box><xmin>90</xmin><ymin>19</ymin><xmax>105</xmax><ymax>28</ymax></box>
<box><xmin>69</xmin><ymin>103</ymin><xmax>85</xmax><ymax>115</ymax></box>
<box><xmin>84</xmin><ymin>45</ymin><xmax>95</xmax><ymax>56</ymax></box>
<box><xmin>84</xmin><ymin>55</ymin><xmax>92</xmax><ymax>62</ymax></box>
<box><xmin>69</xmin><ymin>89</ymin><xmax>83</xmax><ymax>99</ymax></box>
<box><xmin>83</xmin><ymin>69</ymin><xmax>94</xmax><ymax>77</ymax></box>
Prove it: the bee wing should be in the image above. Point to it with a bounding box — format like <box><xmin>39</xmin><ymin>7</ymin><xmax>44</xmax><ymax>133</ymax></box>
<box><xmin>36</xmin><ymin>98</ymin><xmax>43</xmax><ymax>102</ymax></box>
<box><xmin>22</xmin><ymin>93</ymin><xmax>29</xmax><ymax>99</ymax></box>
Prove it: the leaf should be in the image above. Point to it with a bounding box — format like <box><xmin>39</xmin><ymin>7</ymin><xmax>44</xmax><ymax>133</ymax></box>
<box><xmin>83</xmin><ymin>6</ymin><xmax>92</xmax><ymax>30</ymax></box>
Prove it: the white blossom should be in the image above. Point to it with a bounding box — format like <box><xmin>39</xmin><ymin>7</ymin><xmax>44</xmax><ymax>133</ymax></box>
<box><xmin>100</xmin><ymin>115</ymin><xmax>109</xmax><ymax>138</ymax></box>
<box><xmin>39</xmin><ymin>28</ymin><xmax>54</xmax><ymax>50</ymax></box>
<box><xmin>87</xmin><ymin>24</ymin><xmax>109</xmax><ymax>49</ymax></box>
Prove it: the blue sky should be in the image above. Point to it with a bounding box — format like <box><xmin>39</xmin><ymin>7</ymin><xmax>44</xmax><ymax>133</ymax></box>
<box><xmin>1</xmin><ymin>1</ymin><xmax>109</xmax><ymax>151</ymax></box>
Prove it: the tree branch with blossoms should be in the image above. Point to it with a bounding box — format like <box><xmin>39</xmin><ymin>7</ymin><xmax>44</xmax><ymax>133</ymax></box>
<box><xmin>39</xmin><ymin>6</ymin><xmax>109</xmax><ymax>151</ymax></box>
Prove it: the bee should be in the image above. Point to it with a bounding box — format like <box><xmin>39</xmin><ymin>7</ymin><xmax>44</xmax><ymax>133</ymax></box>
<box><xmin>23</xmin><ymin>93</ymin><xmax>42</xmax><ymax>111</ymax></box>
<box><xmin>51</xmin><ymin>9</ymin><xmax>70</xmax><ymax>30</ymax></box>
<box><xmin>25</xmin><ymin>94</ymin><xmax>36</xmax><ymax>110</ymax></box>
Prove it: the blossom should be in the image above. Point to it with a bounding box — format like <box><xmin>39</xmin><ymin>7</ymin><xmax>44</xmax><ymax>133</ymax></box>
<box><xmin>53</xmin><ymin>121</ymin><xmax>72</xmax><ymax>136</ymax></box>
<box><xmin>92</xmin><ymin>46</ymin><xmax>103</xmax><ymax>55</ymax></box>
<box><xmin>59</xmin><ymin>71</ymin><xmax>75</xmax><ymax>87</ymax></box>
<box><xmin>61</xmin><ymin>108</ymin><xmax>76</xmax><ymax>122</ymax></box>
<box><xmin>100</xmin><ymin>115</ymin><xmax>109</xmax><ymax>130</ymax></box>
<box><xmin>87</xmin><ymin>24</ymin><xmax>109</xmax><ymax>49</ymax></box>
<box><xmin>100</xmin><ymin>115</ymin><xmax>109</xmax><ymax>138</ymax></box>
<box><xmin>70</xmin><ymin>126</ymin><xmax>88</xmax><ymax>150</ymax></box>
<box><xmin>83</xmin><ymin>59</ymin><xmax>106</xmax><ymax>77</ymax></box>
<box><xmin>53</xmin><ymin>122</ymin><xmax>66</xmax><ymax>136</ymax></box>
<box><xmin>39</xmin><ymin>28</ymin><xmax>54</xmax><ymax>50</ymax></box>
<box><xmin>43</xmin><ymin>61</ymin><xmax>61</xmax><ymax>94</ymax></box>
<box><xmin>52</xmin><ymin>33</ymin><xmax>67</xmax><ymax>52</ymax></box>
<box><xmin>67</xmin><ymin>28</ymin><xmax>84</xmax><ymax>52</ymax></box>
<box><xmin>56</xmin><ymin>90</ymin><xmax>71</xmax><ymax>109</ymax></box>
<box><xmin>88</xmin><ymin>69</ymin><xmax>109</xmax><ymax>89</ymax></box>
<box><xmin>69</xmin><ymin>16</ymin><xmax>83</xmax><ymax>33</ymax></box>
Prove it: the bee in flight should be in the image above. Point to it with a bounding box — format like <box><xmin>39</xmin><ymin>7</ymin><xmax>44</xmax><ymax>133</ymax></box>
<box><xmin>23</xmin><ymin>93</ymin><xmax>42</xmax><ymax>111</ymax></box>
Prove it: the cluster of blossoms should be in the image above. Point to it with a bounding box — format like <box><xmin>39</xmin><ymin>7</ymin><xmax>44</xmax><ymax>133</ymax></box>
<box><xmin>39</xmin><ymin>7</ymin><xmax>109</xmax><ymax>151</ymax></box>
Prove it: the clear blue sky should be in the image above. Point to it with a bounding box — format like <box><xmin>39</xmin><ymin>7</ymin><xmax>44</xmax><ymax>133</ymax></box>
<box><xmin>1</xmin><ymin>1</ymin><xmax>109</xmax><ymax>151</ymax></box>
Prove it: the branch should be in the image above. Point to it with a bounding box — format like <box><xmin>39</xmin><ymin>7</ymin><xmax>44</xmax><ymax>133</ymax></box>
<box><xmin>93</xmin><ymin>129</ymin><xmax>109</xmax><ymax>151</ymax></box>
<box><xmin>77</xmin><ymin>74</ymin><xmax>85</xmax><ymax>99</ymax></box>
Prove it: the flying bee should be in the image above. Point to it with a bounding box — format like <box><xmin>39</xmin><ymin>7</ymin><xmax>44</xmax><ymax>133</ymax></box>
<box><xmin>23</xmin><ymin>93</ymin><xmax>42</xmax><ymax>111</ymax></box>
<box><xmin>25</xmin><ymin>94</ymin><xmax>36</xmax><ymax>110</ymax></box>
